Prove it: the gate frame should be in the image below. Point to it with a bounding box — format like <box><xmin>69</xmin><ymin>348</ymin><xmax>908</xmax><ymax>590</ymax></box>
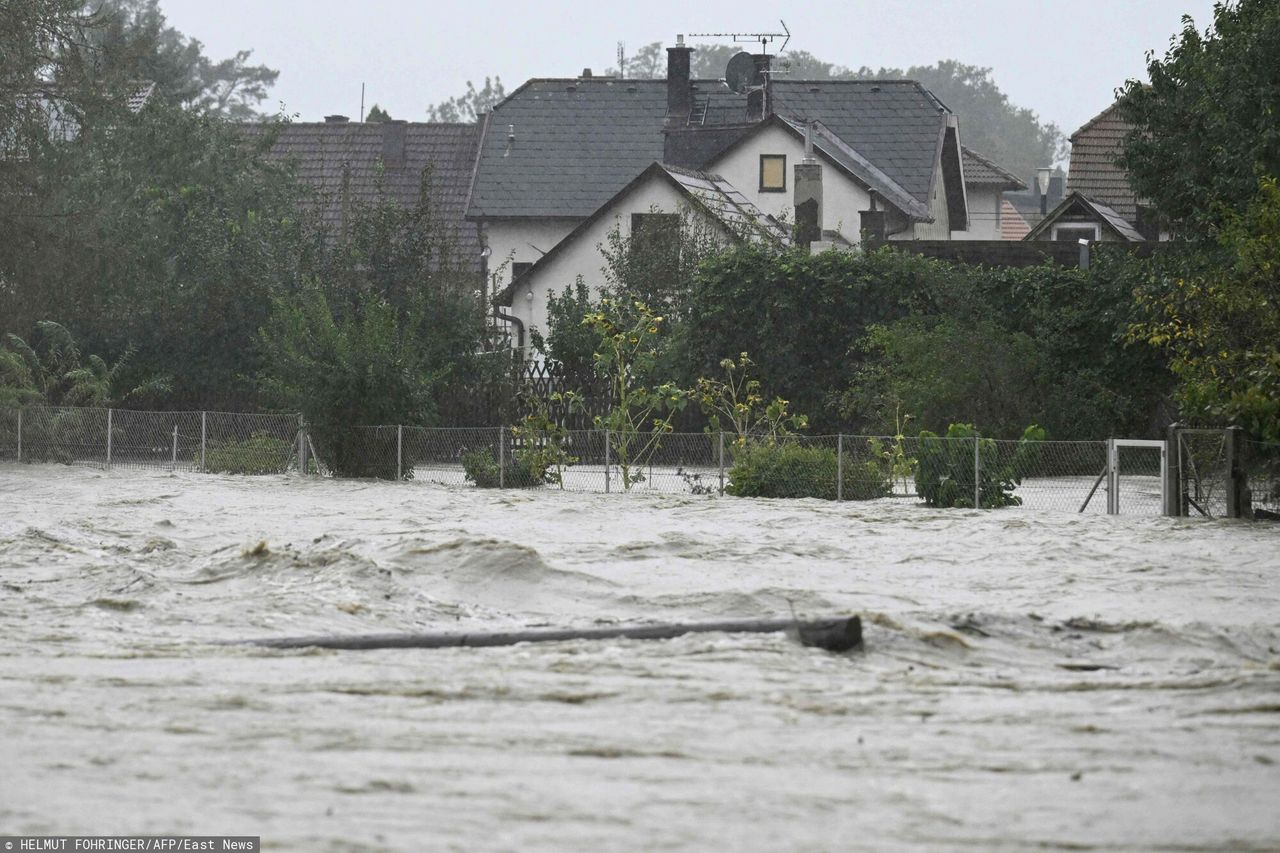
<box><xmin>1107</xmin><ymin>438</ymin><xmax>1168</xmax><ymax>515</ymax></box>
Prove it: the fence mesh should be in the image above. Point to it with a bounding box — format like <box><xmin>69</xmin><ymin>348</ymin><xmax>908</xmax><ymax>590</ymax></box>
<box><xmin>1176</xmin><ymin>429</ymin><xmax>1230</xmax><ymax>518</ymax></box>
<box><xmin>1243</xmin><ymin>439</ymin><xmax>1280</xmax><ymax>518</ymax></box>
<box><xmin>3</xmin><ymin>406</ymin><xmax>1272</xmax><ymax>520</ymax></box>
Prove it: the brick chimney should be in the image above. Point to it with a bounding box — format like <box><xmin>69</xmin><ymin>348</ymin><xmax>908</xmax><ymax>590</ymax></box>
<box><xmin>794</xmin><ymin>122</ymin><xmax>823</xmax><ymax>248</ymax></box>
<box><xmin>666</xmin><ymin>35</ymin><xmax>693</xmax><ymax>127</ymax></box>
<box><xmin>746</xmin><ymin>54</ymin><xmax>772</xmax><ymax>120</ymax></box>
<box><xmin>381</xmin><ymin>119</ymin><xmax>407</xmax><ymax>168</ymax></box>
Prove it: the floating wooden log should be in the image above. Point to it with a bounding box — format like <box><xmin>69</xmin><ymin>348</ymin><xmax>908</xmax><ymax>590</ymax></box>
<box><xmin>242</xmin><ymin>615</ymin><xmax>863</xmax><ymax>653</ymax></box>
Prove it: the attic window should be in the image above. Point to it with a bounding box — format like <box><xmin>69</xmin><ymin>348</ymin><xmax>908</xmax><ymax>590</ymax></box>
<box><xmin>759</xmin><ymin>154</ymin><xmax>786</xmax><ymax>193</ymax></box>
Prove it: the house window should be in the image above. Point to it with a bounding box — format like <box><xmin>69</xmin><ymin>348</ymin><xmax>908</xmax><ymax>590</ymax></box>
<box><xmin>1051</xmin><ymin>224</ymin><xmax>1100</xmax><ymax>242</ymax></box>
<box><xmin>759</xmin><ymin>154</ymin><xmax>786</xmax><ymax>192</ymax></box>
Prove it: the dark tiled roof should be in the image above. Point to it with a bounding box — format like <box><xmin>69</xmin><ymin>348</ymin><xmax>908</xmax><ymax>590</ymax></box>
<box><xmin>779</xmin><ymin>116</ymin><xmax>931</xmax><ymax>221</ymax></box>
<box><xmin>1067</xmin><ymin>102</ymin><xmax>1141</xmax><ymax>223</ymax></box>
<box><xmin>241</xmin><ymin>120</ymin><xmax>483</xmax><ymax>266</ymax></box>
<box><xmin>468</xmin><ymin>78</ymin><xmax>951</xmax><ymax>219</ymax></box>
<box><xmin>962</xmin><ymin>146</ymin><xmax>1026</xmax><ymax>190</ymax></box>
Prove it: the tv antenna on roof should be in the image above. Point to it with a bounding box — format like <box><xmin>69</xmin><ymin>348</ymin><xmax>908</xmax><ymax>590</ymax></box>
<box><xmin>687</xmin><ymin>19</ymin><xmax>790</xmax><ymax>56</ymax></box>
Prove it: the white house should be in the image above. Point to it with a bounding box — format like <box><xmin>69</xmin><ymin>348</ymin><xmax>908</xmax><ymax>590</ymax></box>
<box><xmin>465</xmin><ymin>39</ymin><xmax>1010</xmax><ymax>349</ymax></box>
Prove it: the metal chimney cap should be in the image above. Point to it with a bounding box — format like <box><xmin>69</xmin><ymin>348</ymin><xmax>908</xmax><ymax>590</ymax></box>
<box><xmin>676</xmin><ymin>33</ymin><xmax>685</xmax><ymax>46</ymax></box>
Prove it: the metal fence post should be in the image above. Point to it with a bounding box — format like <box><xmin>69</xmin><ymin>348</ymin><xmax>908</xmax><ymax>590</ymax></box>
<box><xmin>1106</xmin><ymin>439</ymin><xmax>1118</xmax><ymax>515</ymax></box>
<box><xmin>170</xmin><ymin>425</ymin><xmax>177</xmax><ymax>472</ymax></box>
<box><xmin>973</xmin><ymin>435</ymin><xmax>981</xmax><ymax>509</ymax></box>
<box><xmin>15</xmin><ymin>408</ymin><xmax>21</xmax><ymax>463</ymax></box>
<box><xmin>498</xmin><ymin>426</ymin><xmax>505</xmax><ymax>489</ymax></box>
<box><xmin>604</xmin><ymin>428</ymin><xmax>611</xmax><ymax>493</ymax></box>
<box><xmin>837</xmin><ymin>434</ymin><xmax>844</xmax><ymax>502</ymax></box>
<box><xmin>718</xmin><ymin>431</ymin><xmax>725</xmax><ymax>495</ymax></box>
<box><xmin>1226</xmin><ymin>425</ymin><xmax>1244</xmax><ymax>519</ymax></box>
<box><xmin>1163</xmin><ymin>424</ymin><xmax>1182</xmax><ymax>516</ymax></box>
<box><xmin>396</xmin><ymin>425</ymin><xmax>403</xmax><ymax>482</ymax></box>
<box><xmin>106</xmin><ymin>408</ymin><xmax>113</xmax><ymax>468</ymax></box>
<box><xmin>200</xmin><ymin>411</ymin><xmax>206</xmax><ymax>472</ymax></box>
<box><xmin>298</xmin><ymin>414</ymin><xmax>307</xmax><ymax>476</ymax></box>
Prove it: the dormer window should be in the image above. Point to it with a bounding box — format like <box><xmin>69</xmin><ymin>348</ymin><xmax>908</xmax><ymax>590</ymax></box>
<box><xmin>759</xmin><ymin>154</ymin><xmax>786</xmax><ymax>192</ymax></box>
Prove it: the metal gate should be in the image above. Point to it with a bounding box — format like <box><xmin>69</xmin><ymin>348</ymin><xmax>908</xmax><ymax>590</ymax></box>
<box><xmin>1106</xmin><ymin>439</ymin><xmax>1167</xmax><ymax>515</ymax></box>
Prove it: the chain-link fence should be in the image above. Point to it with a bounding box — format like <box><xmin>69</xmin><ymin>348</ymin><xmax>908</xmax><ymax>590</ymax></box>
<box><xmin>0</xmin><ymin>406</ymin><xmax>300</xmax><ymax>474</ymax></box>
<box><xmin>1243</xmin><ymin>439</ymin><xmax>1280</xmax><ymax>519</ymax></box>
<box><xmin>4</xmin><ymin>406</ymin><xmax>1274</xmax><ymax>520</ymax></box>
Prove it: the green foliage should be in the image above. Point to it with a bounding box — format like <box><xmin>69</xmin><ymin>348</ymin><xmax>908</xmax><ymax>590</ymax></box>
<box><xmin>510</xmin><ymin>393</ymin><xmax>579</xmax><ymax>488</ymax></box>
<box><xmin>258</xmin><ymin>285</ymin><xmax>445</xmax><ymax>477</ymax></box>
<box><xmin>461</xmin><ymin>448</ymin><xmax>550</xmax><ymax>489</ymax></box>
<box><xmin>848</xmin><ymin>315</ymin><xmax>1045</xmax><ymax>439</ymax></box>
<box><xmin>364</xmin><ymin>104</ymin><xmax>391</xmax><ymax>122</ymax></box>
<box><xmin>1117</xmin><ymin>0</ymin><xmax>1280</xmax><ymax>235</ymax></box>
<box><xmin>867</xmin><ymin>406</ymin><xmax>917</xmax><ymax>494</ymax></box>
<box><xmin>0</xmin><ymin>321</ymin><xmax>170</xmax><ymax>408</ymax></box>
<box><xmin>584</xmin><ymin>298</ymin><xmax>687</xmax><ymax>489</ymax></box>
<box><xmin>539</xmin><ymin>278</ymin><xmax>601</xmax><ymax>377</ymax></box>
<box><xmin>690</xmin><ymin>244</ymin><xmax>1172</xmax><ymax>438</ymax></box>
<box><xmin>914</xmin><ymin>423</ymin><xmax>1044</xmax><ymax>509</ymax></box>
<box><xmin>85</xmin><ymin>0</ymin><xmax>279</xmax><ymax>119</ymax></box>
<box><xmin>726</xmin><ymin>441</ymin><xmax>888</xmax><ymax>501</ymax></box>
<box><xmin>203</xmin><ymin>433</ymin><xmax>291</xmax><ymax>475</ymax></box>
<box><xmin>693</xmin><ymin>352</ymin><xmax>807</xmax><ymax>446</ymax></box>
<box><xmin>687</xmin><ymin>245</ymin><xmax>946</xmax><ymax>432</ymax></box>
<box><xmin>1130</xmin><ymin>178</ymin><xmax>1280</xmax><ymax>441</ymax></box>
<box><xmin>425</xmin><ymin>77</ymin><xmax>505</xmax><ymax>123</ymax></box>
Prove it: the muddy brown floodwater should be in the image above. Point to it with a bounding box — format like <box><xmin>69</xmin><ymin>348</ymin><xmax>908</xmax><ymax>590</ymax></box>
<box><xmin>1</xmin><ymin>464</ymin><xmax>1278</xmax><ymax>851</ymax></box>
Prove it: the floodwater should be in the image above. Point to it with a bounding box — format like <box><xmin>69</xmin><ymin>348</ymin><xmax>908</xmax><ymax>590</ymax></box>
<box><xmin>1</xmin><ymin>464</ymin><xmax>1278</xmax><ymax>851</ymax></box>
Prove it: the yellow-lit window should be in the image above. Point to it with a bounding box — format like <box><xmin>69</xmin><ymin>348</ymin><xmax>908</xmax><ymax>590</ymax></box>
<box><xmin>759</xmin><ymin>154</ymin><xmax>786</xmax><ymax>192</ymax></box>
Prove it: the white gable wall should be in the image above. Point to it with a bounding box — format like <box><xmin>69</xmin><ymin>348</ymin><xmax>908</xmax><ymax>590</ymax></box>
<box><xmin>708</xmin><ymin>125</ymin><xmax>873</xmax><ymax>244</ymax></box>
<box><xmin>509</xmin><ymin>176</ymin><xmax>728</xmax><ymax>340</ymax></box>
<box><xmin>951</xmin><ymin>186</ymin><xmax>1002</xmax><ymax>240</ymax></box>
<box><xmin>483</xmin><ymin>218</ymin><xmax>580</xmax><ymax>296</ymax></box>
<box><xmin>905</xmin><ymin>147</ymin><xmax>951</xmax><ymax>239</ymax></box>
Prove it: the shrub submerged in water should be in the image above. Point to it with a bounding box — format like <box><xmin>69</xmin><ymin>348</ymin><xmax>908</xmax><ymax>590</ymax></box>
<box><xmin>914</xmin><ymin>423</ymin><xmax>1045</xmax><ymax>508</ymax></box>
<box><xmin>461</xmin><ymin>448</ymin><xmax>552</xmax><ymax>489</ymax></box>
<box><xmin>726</xmin><ymin>441</ymin><xmax>889</xmax><ymax>500</ymax></box>
<box><xmin>204</xmin><ymin>433</ymin><xmax>292</xmax><ymax>475</ymax></box>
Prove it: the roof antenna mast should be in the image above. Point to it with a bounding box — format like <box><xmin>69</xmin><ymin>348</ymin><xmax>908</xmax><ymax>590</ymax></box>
<box><xmin>617</xmin><ymin>41</ymin><xmax>625</xmax><ymax>80</ymax></box>
<box><xmin>687</xmin><ymin>18</ymin><xmax>790</xmax><ymax>60</ymax></box>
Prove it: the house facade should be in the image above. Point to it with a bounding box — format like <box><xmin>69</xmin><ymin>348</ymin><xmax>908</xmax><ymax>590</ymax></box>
<box><xmin>1028</xmin><ymin>101</ymin><xmax>1163</xmax><ymax>243</ymax></box>
<box><xmin>468</xmin><ymin>41</ymin><xmax>994</xmax><ymax>349</ymax></box>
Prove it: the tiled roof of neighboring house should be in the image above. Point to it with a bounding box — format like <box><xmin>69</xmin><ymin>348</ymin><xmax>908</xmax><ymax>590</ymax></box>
<box><xmin>495</xmin><ymin>161</ymin><xmax>786</xmax><ymax>306</ymax></box>
<box><xmin>241</xmin><ymin>120</ymin><xmax>484</xmax><ymax>266</ymax></box>
<box><xmin>1066</xmin><ymin>102</ymin><xmax>1140</xmax><ymax>223</ymax></box>
<box><xmin>779</xmin><ymin>116</ymin><xmax>932</xmax><ymax>221</ymax></box>
<box><xmin>962</xmin><ymin>146</ymin><xmax>1026</xmax><ymax>190</ymax></box>
<box><xmin>467</xmin><ymin>78</ymin><xmax>952</xmax><ymax>220</ymax></box>
<box><xmin>1024</xmin><ymin>192</ymin><xmax>1145</xmax><ymax>242</ymax></box>
<box><xmin>1000</xmin><ymin>199</ymin><xmax>1030</xmax><ymax>240</ymax></box>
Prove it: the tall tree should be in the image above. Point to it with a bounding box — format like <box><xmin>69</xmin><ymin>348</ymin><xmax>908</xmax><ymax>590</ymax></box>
<box><xmin>425</xmin><ymin>76</ymin><xmax>505</xmax><ymax>122</ymax></box>
<box><xmin>80</xmin><ymin>0</ymin><xmax>279</xmax><ymax>119</ymax></box>
<box><xmin>1117</xmin><ymin>0</ymin><xmax>1280</xmax><ymax>236</ymax></box>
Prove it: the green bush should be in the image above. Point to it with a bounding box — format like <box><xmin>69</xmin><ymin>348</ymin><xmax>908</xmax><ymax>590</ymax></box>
<box><xmin>726</xmin><ymin>441</ymin><xmax>889</xmax><ymax>500</ymax></box>
<box><xmin>914</xmin><ymin>423</ymin><xmax>1043</xmax><ymax>508</ymax></box>
<box><xmin>204</xmin><ymin>433</ymin><xmax>292</xmax><ymax>475</ymax></box>
<box><xmin>461</xmin><ymin>448</ymin><xmax>551</xmax><ymax>489</ymax></box>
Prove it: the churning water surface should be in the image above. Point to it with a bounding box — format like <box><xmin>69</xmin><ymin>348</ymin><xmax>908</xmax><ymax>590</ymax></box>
<box><xmin>1</xmin><ymin>464</ymin><xmax>1278</xmax><ymax>851</ymax></box>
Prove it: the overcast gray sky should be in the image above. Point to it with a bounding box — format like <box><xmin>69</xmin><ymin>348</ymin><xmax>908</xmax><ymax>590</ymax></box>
<box><xmin>159</xmin><ymin>0</ymin><xmax>1218</xmax><ymax>135</ymax></box>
